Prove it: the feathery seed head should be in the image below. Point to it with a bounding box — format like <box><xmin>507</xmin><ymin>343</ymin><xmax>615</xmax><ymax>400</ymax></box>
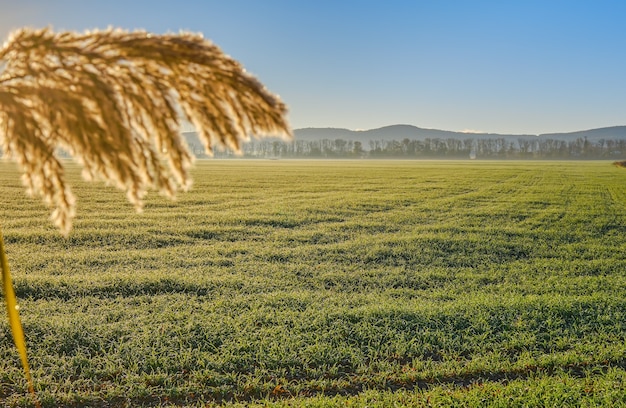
<box><xmin>0</xmin><ymin>27</ymin><xmax>291</xmax><ymax>235</ymax></box>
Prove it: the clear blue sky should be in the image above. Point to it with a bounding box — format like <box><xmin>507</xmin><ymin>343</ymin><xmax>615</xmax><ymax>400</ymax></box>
<box><xmin>1</xmin><ymin>0</ymin><xmax>625</xmax><ymax>134</ymax></box>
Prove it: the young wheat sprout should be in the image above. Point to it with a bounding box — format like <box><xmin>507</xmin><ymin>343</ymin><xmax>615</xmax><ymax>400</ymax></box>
<box><xmin>0</xmin><ymin>27</ymin><xmax>291</xmax><ymax>235</ymax></box>
<box><xmin>0</xmin><ymin>27</ymin><xmax>290</xmax><ymax>404</ymax></box>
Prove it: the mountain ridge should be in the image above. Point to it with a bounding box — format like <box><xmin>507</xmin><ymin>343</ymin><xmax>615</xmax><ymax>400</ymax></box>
<box><xmin>291</xmin><ymin>124</ymin><xmax>626</xmax><ymax>142</ymax></box>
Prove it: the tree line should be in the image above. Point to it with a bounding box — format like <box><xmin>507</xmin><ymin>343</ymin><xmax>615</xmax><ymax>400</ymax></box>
<box><xmin>189</xmin><ymin>136</ymin><xmax>626</xmax><ymax>159</ymax></box>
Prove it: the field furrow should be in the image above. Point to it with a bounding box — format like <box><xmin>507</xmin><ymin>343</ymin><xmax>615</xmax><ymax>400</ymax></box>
<box><xmin>1</xmin><ymin>160</ymin><xmax>625</xmax><ymax>407</ymax></box>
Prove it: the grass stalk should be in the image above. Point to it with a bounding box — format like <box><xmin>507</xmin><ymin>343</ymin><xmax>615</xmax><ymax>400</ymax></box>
<box><xmin>0</xmin><ymin>226</ymin><xmax>39</xmax><ymax>407</ymax></box>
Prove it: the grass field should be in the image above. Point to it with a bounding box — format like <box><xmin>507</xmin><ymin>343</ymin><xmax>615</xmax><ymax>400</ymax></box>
<box><xmin>1</xmin><ymin>160</ymin><xmax>626</xmax><ymax>407</ymax></box>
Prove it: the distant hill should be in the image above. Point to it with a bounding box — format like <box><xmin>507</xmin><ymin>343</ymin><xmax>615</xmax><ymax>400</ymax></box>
<box><xmin>293</xmin><ymin>124</ymin><xmax>626</xmax><ymax>142</ymax></box>
<box><xmin>539</xmin><ymin>126</ymin><xmax>626</xmax><ymax>141</ymax></box>
<box><xmin>293</xmin><ymin>125</ymin><xmax>533</xmax><ymax>142</ymax></box>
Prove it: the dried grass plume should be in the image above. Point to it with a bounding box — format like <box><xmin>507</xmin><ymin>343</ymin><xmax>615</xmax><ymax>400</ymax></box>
<box><xmin>0</xmin><ymin>28</ymin><xmax>291</xmax><ymax>235</ymax></box>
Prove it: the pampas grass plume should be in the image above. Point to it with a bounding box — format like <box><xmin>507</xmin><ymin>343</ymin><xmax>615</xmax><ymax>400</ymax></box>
<box><xmin>0</xmin><ymin>27</ymin><xmax>291</xmax><ymax>235</ymax></box>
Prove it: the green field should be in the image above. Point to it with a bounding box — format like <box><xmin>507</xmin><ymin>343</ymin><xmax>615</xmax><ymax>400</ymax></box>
<box><xmin>1</xmin><ymin>160</ymin><xmax>626</xmax><ymax>407</ymax></box>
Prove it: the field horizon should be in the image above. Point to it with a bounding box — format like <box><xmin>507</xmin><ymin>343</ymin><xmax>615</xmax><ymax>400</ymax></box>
<box><xmin>1</xmin><ymin>160</ymin><xmax>625</xmax><ymax>407</ymax></box>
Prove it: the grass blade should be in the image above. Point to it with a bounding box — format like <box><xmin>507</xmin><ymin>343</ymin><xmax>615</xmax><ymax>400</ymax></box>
<box><xmin>0</xmin><ymin>227</ymin><xmax>38</xmax><ymax>406</ymax></box>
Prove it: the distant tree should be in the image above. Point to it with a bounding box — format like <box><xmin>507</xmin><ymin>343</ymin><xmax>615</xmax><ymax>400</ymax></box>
<box><xmin>353</xmin><ymin>141</ymin><xmax>364</xmax><ymax>157</ymax></box>
<box><xmin>334</xmin><ymin>138</ymin><xmax>347</xmax><ymax>155</ymax></box>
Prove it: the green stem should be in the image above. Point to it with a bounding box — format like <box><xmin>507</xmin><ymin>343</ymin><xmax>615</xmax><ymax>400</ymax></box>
<box><xmin>0</xmin><ymin>226</ymin><xmax>38</xmax><ymax>405</ymax></box>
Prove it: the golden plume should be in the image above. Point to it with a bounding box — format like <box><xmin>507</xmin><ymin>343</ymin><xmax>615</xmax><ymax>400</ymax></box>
<box><xmin>0</xmin><ymin>27</ymin><xmax>290</xmax><ymax>405</ymax></box>
<box><xmin>0</xmin><ymin>27</ymin><xmax>291</xmax><ymax>235</ymax></box>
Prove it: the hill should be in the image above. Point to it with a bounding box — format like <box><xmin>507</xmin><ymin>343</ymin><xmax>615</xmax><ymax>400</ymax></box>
<box><xmin>293</xmin><ymin>124</ymin><xmax>626</xmax><ymax>142</ymax></box>
<box><xmin>539</xmin><ymin>126</ymin><xmax>626</xmax><ymax>141</ymax></box>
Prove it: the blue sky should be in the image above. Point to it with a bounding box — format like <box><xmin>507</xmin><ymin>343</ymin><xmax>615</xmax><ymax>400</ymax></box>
<box><xmin>1</xmin><ymin>0</ymin><xmax>625</xmax><ymax>134</ymax></box>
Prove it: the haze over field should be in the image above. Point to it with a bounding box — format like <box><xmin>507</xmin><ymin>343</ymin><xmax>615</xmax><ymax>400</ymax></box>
<box><xmin>1</xmin><ymin>1</ymin><xmax>625</xmax><ymax>135</ymax></box>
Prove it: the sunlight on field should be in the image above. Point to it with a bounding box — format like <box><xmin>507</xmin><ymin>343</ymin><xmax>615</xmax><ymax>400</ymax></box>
<box><xmin>1</xmin><ymin>160</ymin><xmax>625</xmax><ymax>407</ymax></box>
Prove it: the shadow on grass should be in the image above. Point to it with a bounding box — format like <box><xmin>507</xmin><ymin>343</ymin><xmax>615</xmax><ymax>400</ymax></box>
<box><xmin>43</xmin><ymin>357</ymin><xmax>626</xmax><ymax>407</ymax></box>
<box><xmin>613</xmin><ymin>161</ymin><xmax>626</xmax><ymax>168</ymax></box>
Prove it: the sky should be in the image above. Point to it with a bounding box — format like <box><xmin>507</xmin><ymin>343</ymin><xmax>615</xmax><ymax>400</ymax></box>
<box><xmin>1</xmin><ymin>0</ymin><xmax>625</xmax><ymax>135</ymax></box>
